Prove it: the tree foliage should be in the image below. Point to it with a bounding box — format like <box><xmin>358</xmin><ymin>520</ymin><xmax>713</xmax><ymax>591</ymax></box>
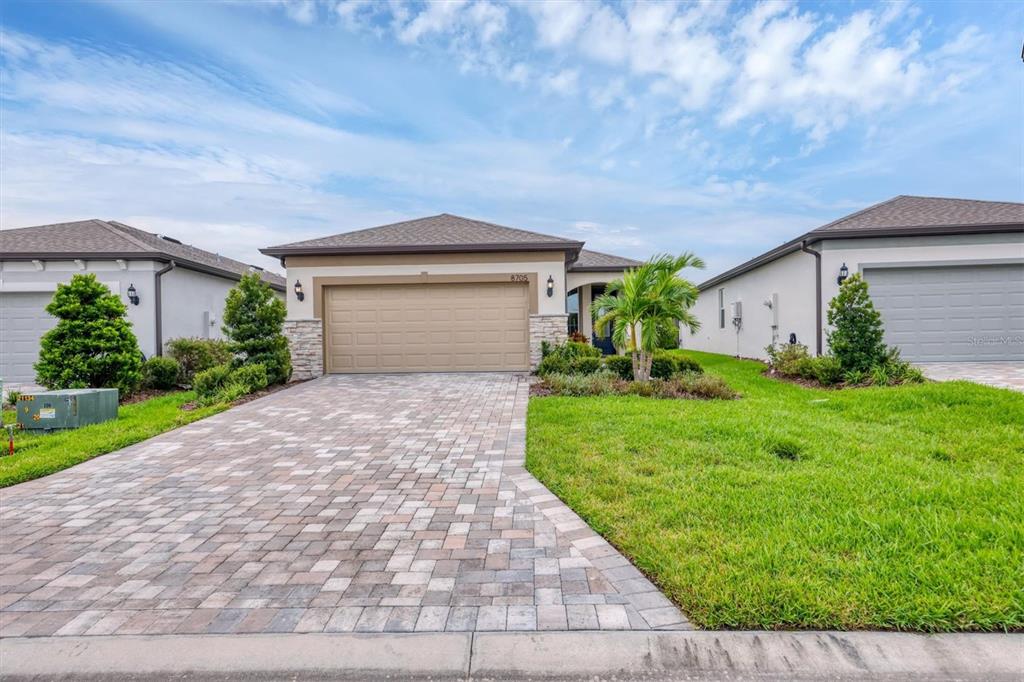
<box><xmin>591</xmin><ymin>253</ymin><xmax>704</xmax><ymax>381</ymax></box>
<box><xmin>826</xmin><ymin>273</ymin><xmax>887</xmax><ymax>373</ymax></box>
<box><xmin>34</xmin><ymin>274</ymin><xmax>143</xmax><ymax>394</ymax></box>
<box><xmin>221</xmin><ymin>272</ymin><xmax>291</xmax><ymax>384</ymax></box>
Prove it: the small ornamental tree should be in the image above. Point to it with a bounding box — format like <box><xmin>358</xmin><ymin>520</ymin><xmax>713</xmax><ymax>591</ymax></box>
<box><xmin>826</xmin><ymin>273</ymin><xmax>887</xmax><ymax>373</ymax></box>
<box><xmin>222</xmin><ymin>272</ymin><xmax>291</xmax><ymax>384</ymax></box>
<box><xmin>34</xmin><ymin>274</ymin><xmax>143</xmax><ymax>394</ymax></box>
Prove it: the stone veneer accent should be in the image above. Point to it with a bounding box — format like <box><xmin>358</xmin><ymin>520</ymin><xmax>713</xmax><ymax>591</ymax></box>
<box><xmin>284</xmin><ymin>319</ymin><xmax>324</xmax><ymax>381</ymax></box>
<box><xmin>529</xmin><ymin>314</ymin><xmax>569</xmax><ymax>369</ymax></box>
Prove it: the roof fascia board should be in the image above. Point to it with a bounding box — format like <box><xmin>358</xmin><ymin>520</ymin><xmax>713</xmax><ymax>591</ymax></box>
<box><xmin>697</xmin><ymin>222</ymin><xmax>1024</xmax><ymax>291</ymax></box>
<box><xmin>260</xmin><ymin>241</ymin><xmax>585</xmax><ymax>257</ymax></box>
<box><xmin>0</xmin><ymin>253</ymin><xmax>285</xmax><ymax>291</ymax></box>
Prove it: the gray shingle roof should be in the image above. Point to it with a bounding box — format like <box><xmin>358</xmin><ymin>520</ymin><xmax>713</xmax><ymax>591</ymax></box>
<box><xmin>0</xmin><ymin>219</ymin><xmax>285</xmax><ymax>289</ymax></box>
<box><xmin>261</xmin><ymin>213</ymin><xmax>584</xmax><ymax>256</ymax></box>
<box><xmin>569</xmin><ymin>249</ymin><xmax>643</xmax><ymax>271</ymax></box>
<box><xmin>699</xmin><ymin>195</ymin><xmax>1024</xmax><ymax>291</ymax></box>
<box><xmin>811</xmin><ymin>195</ymin><xmax>1024</xmax><ymax>235</ymax></box>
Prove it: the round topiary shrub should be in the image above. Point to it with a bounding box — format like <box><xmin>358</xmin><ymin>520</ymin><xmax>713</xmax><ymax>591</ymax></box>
<box><xmin>142</xmin><ymin>357</ymin><xmax>181</xmax><ymax>390</ymax></box>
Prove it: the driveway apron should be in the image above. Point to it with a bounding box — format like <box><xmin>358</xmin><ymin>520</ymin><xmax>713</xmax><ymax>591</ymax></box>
<box><xmin>0</xmin><ymin>373</ymin><xmax>688</xmax><ymax>636</ymax></box>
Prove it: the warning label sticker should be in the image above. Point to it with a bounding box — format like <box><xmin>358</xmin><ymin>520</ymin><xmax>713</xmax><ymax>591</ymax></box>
<box><xmin>39</xmin><ymin>408</ymin><xmax>56</xmax><ymax>419</ymax></box>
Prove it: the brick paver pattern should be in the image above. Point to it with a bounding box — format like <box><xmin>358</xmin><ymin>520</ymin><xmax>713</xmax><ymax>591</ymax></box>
<box><xmin>918</xmin><ymin>362</ymin><xmax>1024</xmax><ymax>393</ymax></box>
<box><xmin>0</xmin><ymin>374</ymin><xmax>688</xmax><ymax>636</ymax></box>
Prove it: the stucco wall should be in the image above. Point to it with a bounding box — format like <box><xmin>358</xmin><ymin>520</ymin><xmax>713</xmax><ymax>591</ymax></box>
<box><xmin>158</xmin><ymin>266</ymin><xmax>239</xmax><ymax>347</ymax></box>
<box><xmin>685</xmin><ymin>249</ymin><xmax>816</xmax><ymax>359</ymax></box>
<box><xmin>686</xmin><ymin>232</ymin><xmax>1023</xmax><ymax>360</ymax></box>
<box><xmin>0</xmin><ymin>259</ymin><xmax>159</xmax><ymax>356</ymax></box>
<box><xmin>284</xmin><ymin>252</ymin><xmax>569</xmax><ymax>320</ymax></box>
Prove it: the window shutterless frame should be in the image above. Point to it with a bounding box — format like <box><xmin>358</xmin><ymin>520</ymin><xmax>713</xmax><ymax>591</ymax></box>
<box><xmin>718</xmin><ymin>288</ymin><xmax>725</xmax><ymax>329</ymax></box>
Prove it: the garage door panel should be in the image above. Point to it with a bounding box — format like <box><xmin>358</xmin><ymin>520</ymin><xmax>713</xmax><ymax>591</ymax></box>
<box><xmin>325</xmin><ymin>282</ymin><xmax>530</xmax><ymax>372</ymax></box>
<box><xmin>0</xmin><ymin>292</ymin><xmax>58</xmax><ymax>383</ymax></box>
<box><xmin>865</xmin><ymin>264</ymin><xmax>1023</xmax><ymax>362</ymax></box>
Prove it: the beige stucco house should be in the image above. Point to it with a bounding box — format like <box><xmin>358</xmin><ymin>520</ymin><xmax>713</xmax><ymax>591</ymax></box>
<box><xmin>260</xmin><ymin>214</ymin><xmax>640</xmax><ymax>378</ymax></box>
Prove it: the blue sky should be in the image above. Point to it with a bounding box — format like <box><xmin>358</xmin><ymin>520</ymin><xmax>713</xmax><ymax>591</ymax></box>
<box><xmin>1</xmin><ymin>0</ymin><xmax>1020</xmax><ymax>278</ymax></box>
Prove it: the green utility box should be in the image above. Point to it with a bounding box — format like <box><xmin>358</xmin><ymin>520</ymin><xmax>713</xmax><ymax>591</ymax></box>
<box><xmin>16</xmin><ymin>389</ymin><xmax>119</xmax><ymax>431</ymax></box>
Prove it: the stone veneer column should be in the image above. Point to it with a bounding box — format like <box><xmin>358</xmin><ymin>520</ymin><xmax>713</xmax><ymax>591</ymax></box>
<box><xmin>528</xmin><ymin>314</ymin><xmax>569</xmax><ymax>369</ymax></box>
<box><xmin>283</xmin><ymin>319</ymin><xmax>323</xmax><ymax>381</ymax></box>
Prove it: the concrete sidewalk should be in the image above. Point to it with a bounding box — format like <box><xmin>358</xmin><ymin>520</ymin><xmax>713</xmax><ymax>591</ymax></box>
<box><xmin>2</xmin><ymin>630</ymin><xmax>1021</xmax><ymax>680</ymax></box>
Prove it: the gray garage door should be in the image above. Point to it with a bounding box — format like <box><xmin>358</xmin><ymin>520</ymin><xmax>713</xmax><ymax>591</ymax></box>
<box><xmin>864</xmin><ymin>263</ymin><xmax>1023</xmax><ymax>362</ymax></box>
<box><xmin>0</xmin><ymin>292</ymin><xmax>57</xmax><ymax>383</ymax></box>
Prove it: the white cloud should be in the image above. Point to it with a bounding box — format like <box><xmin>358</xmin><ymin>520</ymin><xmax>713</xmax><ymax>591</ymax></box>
<box><xmin>541</xmin><ymin>68</ymin><xmax>579</xmax><ymax>96</ymax></box>
<box><xmin>526</xmin><ymin>0</ymin><xmax>591</xmax><ymax>48</ymax></box>
<box><xmin>723</xmin><ymin>3</ymin><xmax>929</xmax><ymax>141</ymax></box>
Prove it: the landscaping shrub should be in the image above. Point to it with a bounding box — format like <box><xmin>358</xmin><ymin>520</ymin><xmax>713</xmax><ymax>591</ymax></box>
<box><xmin>535</xmin><ymin>341</ymin><xmax>600</xmax><ymax>376</ymax></box>
<box><xmin>827</xmin><ymin>273</ymin><xmax>887</xmax><ymax>373</ymax></box>
<box><xmin>843</xmin><ymin>368</ymin><xmax>868</xmax><ymax>386</ymax></box>
<box><xmin>6</xmin><ymin>390</ymin><xmax>20</xmax><ymax>407</ymax></box>
<box><xmin>227</xmin><ymin>363</ymin><xmax>269</xmax><ymax>393</ymax></box>
<box><xmin>540</xmin><ymin>340</ymin><xmax>552</xmax><ymax>359</ymax></box>
<box><xmin>570</xmin><ymin>356</ymin><xmax>601</xmax><ymax>375</ymax></box>
<box><xmin>222</xmin><ymin>272</ymin><xmax>291</xmax><ymax>384</ymax></box>
<box><xmin>141</xmin><ymin>357</ymin><xmax>181</xmax><ymax>390</ymax></box>
<box><xmin>193</xmin><ymin>363</ymin><xmax>232</xmax><ymax>400</ymax></box>
<box><xmin>809</xmin><ymin>356</ymin><xmax>844</xmax><ymax>386</ymax></box>
<box><xmin>166</xmin><ymin>337</ymin><xmax>233</xmax><ymax>385</ymax></box>
<box><xmin>534</xmin><ymin>370</ymin><xmax>736</xmax><ymax>400</ymax></box>
<box><xmin>568</xmin><ymin>331</ymin><xmax>588</xmax><ymax>344</ymax></box>
<box><xmin>34</xmin><ymin>273</ymin><xmax>143</xmax><ymax>395</ymax></box>
<box><xmin>603</xmin><ymin>354</ymin><xmax>633</xmax><ymax>380</ymax></box>
<box><xmin>870</xmin><ymin>363</ymin><xmax>893</xmax><ymax>387</ymax></box>
<box><xmin>651</xmin><ymin>351</ymin><xmax>703</xmax><ymax>379</ymax></box>
<box><xmin>765</xmin><ymin>342</ymin><xmax>811</xmax><ymax>376</ymax></box>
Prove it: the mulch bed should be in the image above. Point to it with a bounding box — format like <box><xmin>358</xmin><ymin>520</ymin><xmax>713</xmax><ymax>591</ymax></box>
<box><xmin>179</xmin><ymin>378</ymin><xmax>310</xmax><ymax>411</ymax></box>
<box><xmin>120</xmin><ymin>388</ymin><xmax>176</xmax><ymax>405</ymax></box>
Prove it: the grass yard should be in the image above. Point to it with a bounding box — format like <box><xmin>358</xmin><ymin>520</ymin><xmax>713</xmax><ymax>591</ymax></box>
<box><xmin>527</xmin><ymin>351</ymin><xmax>1024</xmax><ymax>632</ymax></box>
<box><xmin>1</xmin><ymin>392</ymin><xmax>224</xmax><ymax>487</ymax></box>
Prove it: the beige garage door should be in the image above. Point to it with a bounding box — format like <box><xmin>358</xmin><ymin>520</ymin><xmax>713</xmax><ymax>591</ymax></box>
<box><xmin>324</xmin><ymin>282</ymin><xmax>530</xmax><ymax>373</ymax></box>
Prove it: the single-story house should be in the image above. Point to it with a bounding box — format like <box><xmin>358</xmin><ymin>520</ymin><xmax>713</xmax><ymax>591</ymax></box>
<box><xmin>684</xmin><ymin>195</ymin><xmax>1024</xmax><ymax>363</ymax></box>
<box><xmin>260</xmin><ymin>214</ymin><xmax>641</xmax><ymax>377</ymax></box>
<box><xmin>0</xmin><ymin>219</ymin><xmax>285</xmax><ymax>384</ymax></box>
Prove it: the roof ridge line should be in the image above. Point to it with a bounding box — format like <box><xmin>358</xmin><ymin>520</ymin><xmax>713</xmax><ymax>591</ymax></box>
<box><xmin>812</xmin><ymin>196</ymin><xmax>905</xmax><ymax>232</ymax></box>
<box><xmin>97</xmin><ymin>220</ymin><xmax>157</xmax><ymax>254</ymax></box>
<box><xmin>895</xmin><ymin>194</ymin><xmax>1024</xmax><ymax>205</ymax></box>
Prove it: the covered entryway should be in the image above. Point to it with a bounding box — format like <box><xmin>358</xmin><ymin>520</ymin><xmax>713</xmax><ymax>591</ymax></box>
<box><xmin>0</xmin><ymin>292</ymin><xmax>56</xmax><ymax>383</ymax></box>
<box><xmin>865</xmin><ymin>263</ymin><xmax>1023</xmax><ymax>362</ymax></box>
<box><xmin>324</xmin><ymin>281</ymin><xmax>530</xmax><ymax>372</ymax></box>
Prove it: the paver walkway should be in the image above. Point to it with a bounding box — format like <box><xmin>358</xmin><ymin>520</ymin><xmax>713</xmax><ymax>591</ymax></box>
<box><xmin>0</xmin><ymin>373</ymin><xmax>687</xmax><ymax>637</ymax></box>
<box><xmin>918</xmin><ymin>362</ymin><xmax>1024</xmax><ymax>392</ymax></box>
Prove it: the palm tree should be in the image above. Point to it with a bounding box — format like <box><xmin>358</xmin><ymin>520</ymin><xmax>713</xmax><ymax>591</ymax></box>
<box><xmin>590</xmin><ymin>253</ymin><xmax>705</xmax><ymax>381</ymax></box>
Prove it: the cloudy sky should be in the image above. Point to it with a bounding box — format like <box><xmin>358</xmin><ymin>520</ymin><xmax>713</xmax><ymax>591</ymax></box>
<box><xmin>1</xmin><ymin>0</ymin><xmax>1020</xmax><ymax>279</ymax></box>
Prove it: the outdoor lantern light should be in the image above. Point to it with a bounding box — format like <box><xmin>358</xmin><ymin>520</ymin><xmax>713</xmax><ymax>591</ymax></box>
<box><xmin>293</xmin><ymin>280</ymin><xmax>305</xmax><ymax>302</ymax></box>
<box><xmin>126</xmin><ymin>283</ymin><xmax>140</xmax><ymax>306</ymax></box>
<box><xmin>546</xmin><ymin>275</ymin><xmax>554</xmax><ymax>297</ymax></box>
<box><xmin>837</xmin><ymin>263</ymin><xmax>849</xmax><ymax>285</ymax></box>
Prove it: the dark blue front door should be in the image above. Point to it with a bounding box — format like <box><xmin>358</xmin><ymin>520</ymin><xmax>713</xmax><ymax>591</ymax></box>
<box><xmin>590</xmin><ymin>284</ymin><xmax>616</xmax><ymax>355</ymax></box>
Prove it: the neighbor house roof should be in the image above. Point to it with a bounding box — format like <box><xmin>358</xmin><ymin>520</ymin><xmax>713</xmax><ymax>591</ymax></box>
<box><xmin>261</xmin><ymin>213</ymin><xmax>585</xmax><ymax>259</ymax></box>
<box><xmin>699</xmin><ymin>195</ymin><xmax>1024</xmax><ymax>290</ymax></box>
<box><xmin>0</xmin><ymin>219</ymin><xmax>285</xmax><ymax>290</ymax></box>
<box><xmin>569</xmin><ymin>249</ymin><xmax>643</xmax><ymax>272</ymax></box>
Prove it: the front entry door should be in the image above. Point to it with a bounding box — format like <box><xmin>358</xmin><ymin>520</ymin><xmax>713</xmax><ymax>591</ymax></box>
<box><xmin>589</xmin><ymin>284</ymin><xmax>617</xmax><ymax>355</ymax></box>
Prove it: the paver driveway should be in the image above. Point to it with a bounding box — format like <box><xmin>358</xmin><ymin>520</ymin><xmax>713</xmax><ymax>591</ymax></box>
<box><xmin>0</xmin><ymin>373</ymin><xmax>688</xmax><ymax>636</ymax></box>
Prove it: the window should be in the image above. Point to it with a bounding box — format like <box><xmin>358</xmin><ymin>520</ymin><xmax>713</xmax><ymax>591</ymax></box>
<box><xmin>566</xmin><ymin>290</ymin><xmax>579</xmax><ymax>335</ymax></box>
<box><xmin>718</xmin><ymin>288</ymin><xmax>725</xmax><ymax>329</ymax></box>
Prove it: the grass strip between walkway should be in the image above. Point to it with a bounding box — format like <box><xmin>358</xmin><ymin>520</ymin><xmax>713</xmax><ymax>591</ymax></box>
<box><xmin>527</xmin><ymin>351</ymin><xmax>1024</xmax><ymax>632</ymax></box>
<box><xmin>1</xmin><ymin>392</ymin><xmax>224</xmax><ymax>487</ymax></box>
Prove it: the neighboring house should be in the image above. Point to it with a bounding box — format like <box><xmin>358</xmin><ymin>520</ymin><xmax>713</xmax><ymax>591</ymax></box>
<box><xmin>0</xmin><ymin>219</ymin><xmax>285</xmax><ymax>384</ymax></box>
<box><xmin>260</xmin><ymin>213</ymin><xmax>641</xmax><ymax>377</ymax></box>
<box><xmin>684</xmin><ymin>196</ymin><xmax>1024</xmax><ymax>363</ymax></box>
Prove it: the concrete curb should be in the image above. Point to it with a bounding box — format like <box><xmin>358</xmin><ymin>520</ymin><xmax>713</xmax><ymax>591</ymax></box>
<box><xmin>1</xmin><ymin>630</ymin><xmax>1021</xmax><ymax>680</ymax></box>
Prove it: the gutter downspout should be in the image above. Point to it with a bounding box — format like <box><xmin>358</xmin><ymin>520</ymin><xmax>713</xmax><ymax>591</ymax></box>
<box><xmin>154</xmin><ymin>261</ymin><xmax>176</xmax><ymax>356</ymax></box>
<box><xmin>799</xmin><ymin>241</ymin><xmax>822</xmax><ymax>355</ymax></box>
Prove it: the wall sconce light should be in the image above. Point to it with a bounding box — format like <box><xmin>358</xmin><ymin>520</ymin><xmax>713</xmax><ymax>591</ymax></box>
<box><xmin>126</xmin><ymin>283</ymin><xmax>140</xmax><ymax>306</ymax></box>
<box><xmin>546</xmin><ymin>275</ymin><xmax>554</xmax><ymax>298</ymax></box>
<box><xmin>837</xmin><ymin>263</ymin><xmax>849</xmax><ymax>285</ymax></box>
<box><xmin>293</xmin><ymin>280</ymin><xmax>305</xmax><ymax>302</ymax></box>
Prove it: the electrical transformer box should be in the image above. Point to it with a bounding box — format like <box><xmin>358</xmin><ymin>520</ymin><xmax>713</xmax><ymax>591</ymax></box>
<box><xmin>16</xmin><ymin>389</ymin><xmax>119</xmax><ymax>431</ymax></box>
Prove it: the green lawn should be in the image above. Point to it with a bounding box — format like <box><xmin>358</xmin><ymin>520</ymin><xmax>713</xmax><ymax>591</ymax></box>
<box><xmin>526</xmin><ymin>351</ymin><xmax>1024</xmax><ymax>632</ymax></box>
<box><xmin>1</xmin><ymin>392</ymin><xmax>224</xmax><ymax>487</ymax></box>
